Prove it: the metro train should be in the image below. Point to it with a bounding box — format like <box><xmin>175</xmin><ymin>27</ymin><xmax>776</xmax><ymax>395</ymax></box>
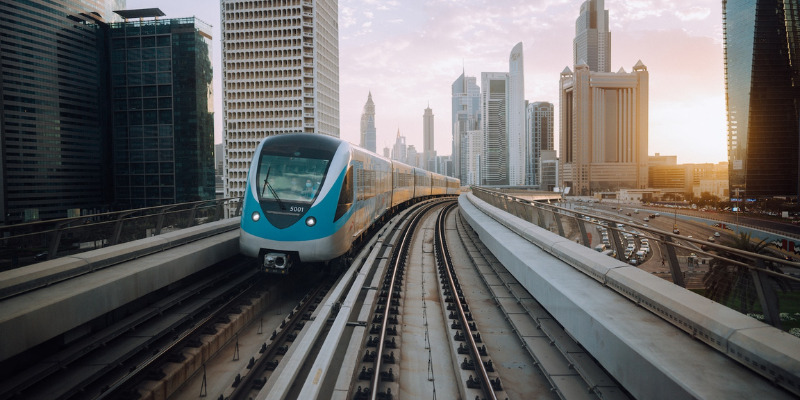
<box><xmin>239</xmin><ymin>133</ymin><xmax>460</xmax><ymax>273</ymax></box>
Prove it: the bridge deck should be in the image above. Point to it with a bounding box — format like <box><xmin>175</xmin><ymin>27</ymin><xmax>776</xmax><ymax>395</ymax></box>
<box><xmin>459</xmin><ymin>192</ymin><xmax>798</xmax><ymax>399</ymax></box>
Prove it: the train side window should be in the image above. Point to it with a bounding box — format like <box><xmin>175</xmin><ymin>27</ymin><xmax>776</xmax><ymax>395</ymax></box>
<box><xmin>335</xmin><ymin>166</ymin><xmax>354</xmax><ymax>221</ymax></box>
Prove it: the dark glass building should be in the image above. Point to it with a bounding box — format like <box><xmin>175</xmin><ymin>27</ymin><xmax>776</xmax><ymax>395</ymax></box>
<box><xmin>0</xmin><ymin>0</ymin><xmax>124</xmax><ymax>223</ymax></box>
<box><xmin>724</xmin><ymin>0</ymin><xmax>800</xmax><ymax>199</ymax></box>
<box><xmin>109</xmin><ymin>12</ymin><xmax>215</xmax><ymax>208</ymax></box>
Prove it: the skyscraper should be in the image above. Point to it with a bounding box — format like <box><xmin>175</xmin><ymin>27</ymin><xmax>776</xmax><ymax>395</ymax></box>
<box><xmin>463</xmin><ymin>129</ymin><xmax>484</xmax><ymax>186</ymax></box>
<box><xmin>540</xmin><ymin>150</ymin><xmax>558</xmax><ymax>192</ymax></box>
<box><xmin>221</xmin><ymin>0</ymin><xmax>340</xmax><ymax>198</ymax></box>
<box><xmin>574</xmin><ymin>0</ymin><xmax>611</xmax><ymax>72</ymax></box>
<box><xmin>475</xmin><ymin>43</ymin><xmax>527</xmax><ymax>187</ymax></box>
<box><xmin>0</xmin><ymin>0</ymin><xmax>124</xmax><ymax>223</ymax></box>
<box><xmin>407</xmin><ymin>145</ymin><xmax>419</xmax><ymax>168</ymax></box>
<box><xmin>360</xmin><ymin>92</ymin><xmax>377</xmax><ymax>153</ymax></box>
<box><xmin>526</xmin><ymin>102</ymin><xmax>554</xmax><ymax>186</ymax></box>
<box><xmin>724</xmin><ymin>0</ymin><xmax>800</xmax><ymax>199</ymax></box>
<box><xmin>110</xmin><ymin>12</ymin><xmax>215</xmax><ymax>208</ymax></box>
<box><xmin>423</xmin><ymin>105</ymin><xmax>434</xmax><ymax>171</ymax></box>
<box><xmin>481</xmin><ymin>72</ymin><xmax>509</xmax><ymax>186</ymax></box>
<box><xmin>451</xmin><ymin>71</ymin><xmax>481</xmax><ymax>180</ymax></box>
<box><xmin>560</xmin><ymin>0</ymin><xmax>647</xmax><ymax>196</ymax></box>
<box><xmin>559</xmin><ymin>62</ymin><xmax>649</xmax><ymax>195</ymax></box>
<box><xmin>391</xmin><ymin>129</ymin><xmax>407</xmax><ymax>163</ymax></box>
<box><xmin>507</xmin><ymin>42</ymin><xmax>526</xmax><ymax>186</ymax></box>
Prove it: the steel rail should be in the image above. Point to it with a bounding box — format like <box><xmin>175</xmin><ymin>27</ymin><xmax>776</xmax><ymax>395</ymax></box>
<box><xmin>96</xmin><ymin>269</ymin><xmax>262</xmax><ymax>400</ymax></box>
<box><xmin>228</xmin><ymin>284</ymin><xmax>327</xmax><ymax>400</ymax></box>
<box><xmin>368</xmin><ymin>201</ymin><xmax>433</xmax><ymax>400</ymax></box>
<box><xmin>435</xmin><ymin>202</ymin><xmax>498</xmax><ymax>400</ymax></box>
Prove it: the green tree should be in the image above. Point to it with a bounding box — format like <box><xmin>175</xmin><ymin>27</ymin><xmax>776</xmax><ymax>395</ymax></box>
<box><xmin>703</xmin><ymin>232</ymin><xmax>786</xmax><ymax>315</ymax></box>
<box><xmin>697</xmin><ymin>192</ymin><xmax>720</xmax><ymax>208</ymax></box>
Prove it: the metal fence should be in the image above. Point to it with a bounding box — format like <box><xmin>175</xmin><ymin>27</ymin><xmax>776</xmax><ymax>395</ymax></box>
<box><xmin>0</xmin><ymin>198</ymin><xmax>243</xmax><ymax>272</ymax></box>
<box><xmin>470</xmin><ymin>187</ymin><xmax>800</xmax><ymax>330</ymax></box>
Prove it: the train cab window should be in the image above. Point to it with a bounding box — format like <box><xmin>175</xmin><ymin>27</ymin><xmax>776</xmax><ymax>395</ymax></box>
<box><xmin>335</xmin><ymin>166</ymin><xmax>354</xmax><ymax>221</ymax></box>
<box><xmin>257</xmin><ymin>154</ymin><xmax>329</xmax><ymax>203</ymax></box>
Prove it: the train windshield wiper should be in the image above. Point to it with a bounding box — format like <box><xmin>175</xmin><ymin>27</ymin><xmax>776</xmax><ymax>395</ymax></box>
<box><xmin>261</xmin><ymin>166</ymin><xmax>286</xmax><ymax>210</ymax></box>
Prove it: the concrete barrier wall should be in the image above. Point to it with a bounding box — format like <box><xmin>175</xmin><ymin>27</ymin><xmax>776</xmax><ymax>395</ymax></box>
<box><xmin>0</xmin><ymin>223</ymin><xmax>240</xmax><ymax>362</ymax></box>
<box><xmin>459</xmin><ymin>193</ymin><xmax>797</xmax><ymax>399</ymax></box>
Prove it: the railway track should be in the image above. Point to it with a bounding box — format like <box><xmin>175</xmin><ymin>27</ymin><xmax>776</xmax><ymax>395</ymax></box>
<box><xmin>0</xmin><ymin>258</ymin><xmax>263</xmax><ymax>400</ymax></box>
<box><xmin>5</xmin><ymin>197</ymin><xmax>636</xmax><ymax>400</ymax></box>
<box><xmin>452</xmin><ymin>210</ymin><xmax>631</xmax><ymax>399</ymax></box>
<box><xmin>434</xmin><ymin>202</ymin><xmax>507</xmax><ymax>400</ymax></box>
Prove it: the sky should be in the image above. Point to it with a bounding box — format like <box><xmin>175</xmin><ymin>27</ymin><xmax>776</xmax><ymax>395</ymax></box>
<box><xmin>127</xmin><ymin>0</ymin><xmax>727</xmax><ymax>164</ymax></box>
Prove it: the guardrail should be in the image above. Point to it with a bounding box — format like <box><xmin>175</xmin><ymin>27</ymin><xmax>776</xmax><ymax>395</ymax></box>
<box><xmin>470</xmin><ymin>186</ymin><xmax>800</xmax><ymax>331</ymax></box>
<box><xmin>0</xmin><ymin>198</ymin><xmax>243</xmax><ymax>271</ymax></box>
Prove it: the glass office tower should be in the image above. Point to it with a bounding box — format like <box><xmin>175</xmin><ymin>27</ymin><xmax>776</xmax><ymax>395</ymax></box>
<box><xmin>0</xmin><ymin>0</ymin><xmax>123</xmax><ymax>223</ymax></box>
<box><xmin>724</xmin><ymin>0</ymin><xmax>800</xmax><ymax>198</ymax></box>
<box><xmin>451</xmin><ymin>71</ymin><xmax>481</xmax><ymax>182</ymax></box>
<box><xmin>110</xmin><ymin>12</ymin><xmax>215</xmax><ymax>208</ymax></box>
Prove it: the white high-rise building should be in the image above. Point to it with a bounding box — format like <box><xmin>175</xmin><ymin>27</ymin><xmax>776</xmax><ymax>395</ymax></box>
<box><xmin>221</xmin><ymin>0</ymin><xmax>340</xmax><ymax>198</ymax></box>
<box><xmin>507</xmin><ymin>42</ymin><xmax>526</xmax><ymax>186</ymax></box>
<box><xmin>481</xmin><ymin>71</ymin><xmax>508</xmax><ymax>186</ymax></box>
<box><xmin>574</xmin><ymin>0</ymin><xmax>610</xmax><ymax>72</ymax></box>
<box><xmin>464</xmin><ymin>129</ymin><xmax>484</xmax><ymax>186</ymax></box>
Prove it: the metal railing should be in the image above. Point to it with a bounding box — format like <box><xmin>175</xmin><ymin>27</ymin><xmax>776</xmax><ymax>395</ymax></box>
<box><xmin>470</xmin><ymin>187</ymin><xmax>800</xmax><ymax>330</ymax></box>
<box><xmin>0</xmin><ymin>198</ymin><xmax>243</xmax><ymax>272</ymax></box>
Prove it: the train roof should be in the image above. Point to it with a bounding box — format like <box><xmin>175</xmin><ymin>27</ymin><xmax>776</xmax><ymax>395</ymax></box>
<box><xmin>260</xmin><ymin>133</ymin><xmax>344</xmax><ymax>148</ymax></box>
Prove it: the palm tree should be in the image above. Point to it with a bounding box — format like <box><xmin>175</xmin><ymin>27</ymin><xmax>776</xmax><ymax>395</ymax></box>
<box><xmin>703</xmin><ymin>232</ymin><xmax>786</xmax><ymax>316</ymax></box>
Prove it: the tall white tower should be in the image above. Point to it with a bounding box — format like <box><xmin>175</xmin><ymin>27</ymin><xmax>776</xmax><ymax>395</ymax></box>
<box><xmin>507</xmin><ymin>42</ymin><xmax>526</xmax><ymax>186</ymax></box>
<box><xmin>221</xmin><ymin>0</ymin><xmax>340</xmax><ymax>198</ymax></box>
<box><xmin>574</xmin><ymin>0</ymin><xmax>610</xmax><ymax>72</ymax></box>
<box><xmin>423</xmin><ymin>105</ymin><xmax>434</xmax><ymax>170</ymax></box>
<box><xmin>481</xmin><ymin>72</ymin><xmax>508</xmax><ymax>186</ymax></box>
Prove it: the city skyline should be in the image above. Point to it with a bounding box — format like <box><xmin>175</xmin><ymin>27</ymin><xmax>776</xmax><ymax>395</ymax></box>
<box><xmin>128</xmin><ymin>0</ymin><xmax>727</xmax><ymax>164</ymax></box>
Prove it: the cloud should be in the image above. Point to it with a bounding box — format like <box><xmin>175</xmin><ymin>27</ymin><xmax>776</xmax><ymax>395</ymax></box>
<box><xmin>675</xmin><ymin>7</ymin><xmax>710</xmax><ymax>21</ymax></box>
<box><xmin>339</xmin><ymin>0</ymin><xmax>726</xmax><ymax>163</ymax></box>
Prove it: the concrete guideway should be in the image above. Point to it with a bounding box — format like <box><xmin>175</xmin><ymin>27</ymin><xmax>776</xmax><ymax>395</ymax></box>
<box><xmin>0</xmin><ymin>219</ymin><xmax>240</xmax><ymax>363</ymax></box>
<box><xmin>459</xmin><ymin>192</ymin><xmax>800</xmax><ymax>399</ymax></box>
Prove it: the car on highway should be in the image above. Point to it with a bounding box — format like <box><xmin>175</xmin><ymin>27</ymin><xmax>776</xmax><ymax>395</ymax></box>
<box><xmin>708</xmin><ymin>236</ymin><xmax>715</xmax><ymax>242</ymax></box>
<box><xmin>714</xmin><ymin>231</ymin><xmax>720</xmax><ymax>237</ymax></box>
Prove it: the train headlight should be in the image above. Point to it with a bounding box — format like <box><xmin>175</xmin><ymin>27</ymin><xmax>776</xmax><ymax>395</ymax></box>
<box><xmin>251</xmin><ymin>211</ymin><xmax>261</xmax><ymax>222</ymax></box>
<box><xmin>305</xmin><ymin>216</ymin><xmax>316</xmax><ymax>227</ymax></box>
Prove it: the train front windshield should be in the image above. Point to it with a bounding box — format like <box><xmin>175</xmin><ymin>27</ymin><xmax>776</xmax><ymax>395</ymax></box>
<box><xmin>257</xmin><ymin>154</ymin><xmax>330</xmax><ymax>203</ymax></box>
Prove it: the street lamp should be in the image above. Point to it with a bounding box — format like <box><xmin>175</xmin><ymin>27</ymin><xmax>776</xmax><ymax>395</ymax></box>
<box><xmin>733</xmin><ymin>188</ymin><xmax>741</xmax><ymax>235</ymax></box>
